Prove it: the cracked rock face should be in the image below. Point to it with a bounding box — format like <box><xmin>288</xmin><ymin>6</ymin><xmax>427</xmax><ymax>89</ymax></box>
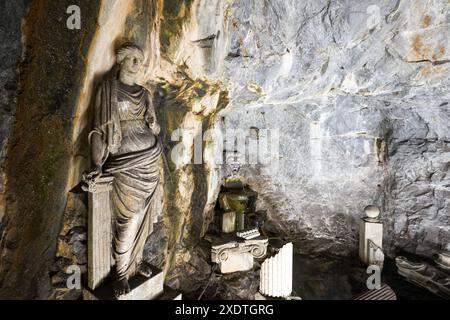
<box><xmin>0</xmin><ymin>0</ymin><xmax>30</xmax><ymax>229</ymax></box>
<box><xmin>177</xmin><ymin>0</ymin><xmax>450</xmax><ymax>257</ymax></box>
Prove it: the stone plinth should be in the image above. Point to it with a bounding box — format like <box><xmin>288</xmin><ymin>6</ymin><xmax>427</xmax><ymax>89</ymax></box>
<box><xmin>211</xmin><ymin>235</ymin><xmax>268</xmax><ymax>274</ymax></box>
<box><xmin>359</xmin><ymin>218</ymin><xmax>383</xmax><ymax>265</ymax></box>
<box><xmin>221</xmin><ymin>211</ymin><xmax>236</xmax><ymax>233</ymax></box>
<box><xmin>83</xmin><ymin>176</ymin><xmax>114</xmax><ymax>290</ymax></box>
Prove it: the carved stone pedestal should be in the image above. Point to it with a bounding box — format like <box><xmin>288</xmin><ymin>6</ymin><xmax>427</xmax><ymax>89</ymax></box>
<box><xmin>83</xmin><ymin>176</ymin><xmax>114</xmax><ymax>290</ymax></box>
<box><xmin>211</xmin><ymin>235</ymin><xmax>268</xmax><ymax>274</ymax></box>
<box><xmin>83</xmin><ymin>176</ymin><xmax>181</xmax><ymax>300</ymax></box>
<box><xmin>221</xmin><ymin>211</ymin><xmax>236</xmax><ymax>233</ymax></box>
<box><xmin>359</xmin><ymin>218</ymin><xmax>383</xmax><ymax>265</ymax></box>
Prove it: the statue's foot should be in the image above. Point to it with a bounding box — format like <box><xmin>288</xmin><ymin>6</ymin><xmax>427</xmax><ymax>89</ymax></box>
<box><xmin>138</xmin><ymin>262</ymin><xmax>153</xmax><ymax>278</ymax></box>
<box><xmin>113</xmin><ymin>278</ymin><xmax>131</xmax><ymax>298</ymax></box>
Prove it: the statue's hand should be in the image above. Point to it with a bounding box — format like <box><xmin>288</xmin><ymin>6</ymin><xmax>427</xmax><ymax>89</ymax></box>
<box><xmin>151</xmin><ymin>123</ymin><xmax>161</xmax><ymax>135</ymax></box>
<box><xmin>83</xmin><ymin>166</ymin><xmax>102</xmax><ymax>182</ymax></box>
<box><xmin>82</xmin><ymin>166</ymin><xmax>103</xmax><ymax>193</ymax></box>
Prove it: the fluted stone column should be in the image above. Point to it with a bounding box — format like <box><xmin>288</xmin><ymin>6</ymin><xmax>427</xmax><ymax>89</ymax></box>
<box><xmin>260</xmin><ymin>242</ymin><xmax>293</xmax><ymax>298</ymax></box>
<box><xmin>84</xmin><ymin>176</ymin><xmax>114</xmax><ymax>290</ymax></box>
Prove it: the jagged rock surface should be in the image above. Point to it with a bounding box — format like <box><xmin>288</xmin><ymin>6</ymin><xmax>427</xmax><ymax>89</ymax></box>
<box><xmin>177</xmin><ymin>0</ymin><xmax>450</xmax><ymax>257</ymax></box>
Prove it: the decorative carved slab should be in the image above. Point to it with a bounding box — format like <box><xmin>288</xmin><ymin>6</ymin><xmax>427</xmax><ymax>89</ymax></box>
<box><xmin>359</xmin><ymin>218</ymin><xmax>383</xmax><ymax>265</ymax></box>
<box><xmin>237</xmin><ymin>228</ymin><xmax>260</xmax><ymax>240</ymax></box>
<box><xmin>211</xmin><ymin>236</ymin><xmax>268</xmax><ymax>274</ymax></box>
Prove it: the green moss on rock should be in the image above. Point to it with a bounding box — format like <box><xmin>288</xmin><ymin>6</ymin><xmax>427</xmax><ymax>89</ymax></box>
<box><xmin>160</xmin><ymin>0</ymin><xmax>194</xmax><ymax>55</ymax></box>
<box><xmin>0</xmin><ymin>0</ymin><xmax>100</xmax><ymax>299</ymax></box>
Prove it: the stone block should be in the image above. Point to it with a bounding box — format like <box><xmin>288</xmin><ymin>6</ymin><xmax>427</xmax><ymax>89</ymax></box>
<box><xmin>221</xmin><ymin>211</ymin><xmax>236</xmax><ymax>233</ymax></box>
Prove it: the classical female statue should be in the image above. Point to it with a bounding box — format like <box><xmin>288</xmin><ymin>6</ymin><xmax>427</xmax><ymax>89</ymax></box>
<box><xmin>86</xmin><ymin>43</ymin><xmax>162</xmax><ymax>297</ymax></box>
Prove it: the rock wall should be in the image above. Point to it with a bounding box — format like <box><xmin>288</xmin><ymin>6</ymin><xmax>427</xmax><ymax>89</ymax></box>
<box><xmin>0</xmin><ymin>0</ymin><xmax>30</xmax><ymax>239</ymax></box>
<box><xmin>0</xmin><ymin>0</ymin><xmax>101</xmax><ymax>299</ymax></box>
<box><xmin>0</xmin><ymin>0</ymin><xmax>449</xmax><ymax>299</ymax></box>
<box><xmin>172</xmin><ymin>0</ymin><xmax>450</xmax><ymax>257</ymax></box>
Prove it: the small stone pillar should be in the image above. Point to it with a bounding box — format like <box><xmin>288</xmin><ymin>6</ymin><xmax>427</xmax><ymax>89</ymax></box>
<box><xmin>359</xmin><ymin>205</ymin><xmax>383</xmax><ymax>265</ymax></box>
<box><xmin>83</xmin><ymin>176</ymin><xmax>114</xmax><ymax>290</ymax></box>
<box><xmin>221</xmin><ymin>211</ymin><xmax>236</xmax><ymax>233</ymax></box>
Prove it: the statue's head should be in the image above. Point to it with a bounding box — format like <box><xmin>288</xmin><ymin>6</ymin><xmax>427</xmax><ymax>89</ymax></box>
<box><xmin>116</xmin><ymin>43</ymin><xmax>144</xmax><ymax>75</ymax></box>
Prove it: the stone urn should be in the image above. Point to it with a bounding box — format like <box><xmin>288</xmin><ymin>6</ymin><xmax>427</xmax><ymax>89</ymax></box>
<box><xmin>219</xmin><ymin>179</ymin><xmax>257</xmax><ymax>231</ymax></box>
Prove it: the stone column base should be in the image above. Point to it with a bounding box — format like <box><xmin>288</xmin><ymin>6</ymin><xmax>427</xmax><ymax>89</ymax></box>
<box><xmin>211</xmin><ymin>236</ymin><xmax>268</xmax><ymax>274</ymax></box>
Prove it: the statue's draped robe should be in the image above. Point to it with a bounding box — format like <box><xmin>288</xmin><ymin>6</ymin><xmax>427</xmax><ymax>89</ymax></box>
<box><xmin>92</xmin><ymin>77</ymin><xmax>162</xmax><ymax>281</ymax></box>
